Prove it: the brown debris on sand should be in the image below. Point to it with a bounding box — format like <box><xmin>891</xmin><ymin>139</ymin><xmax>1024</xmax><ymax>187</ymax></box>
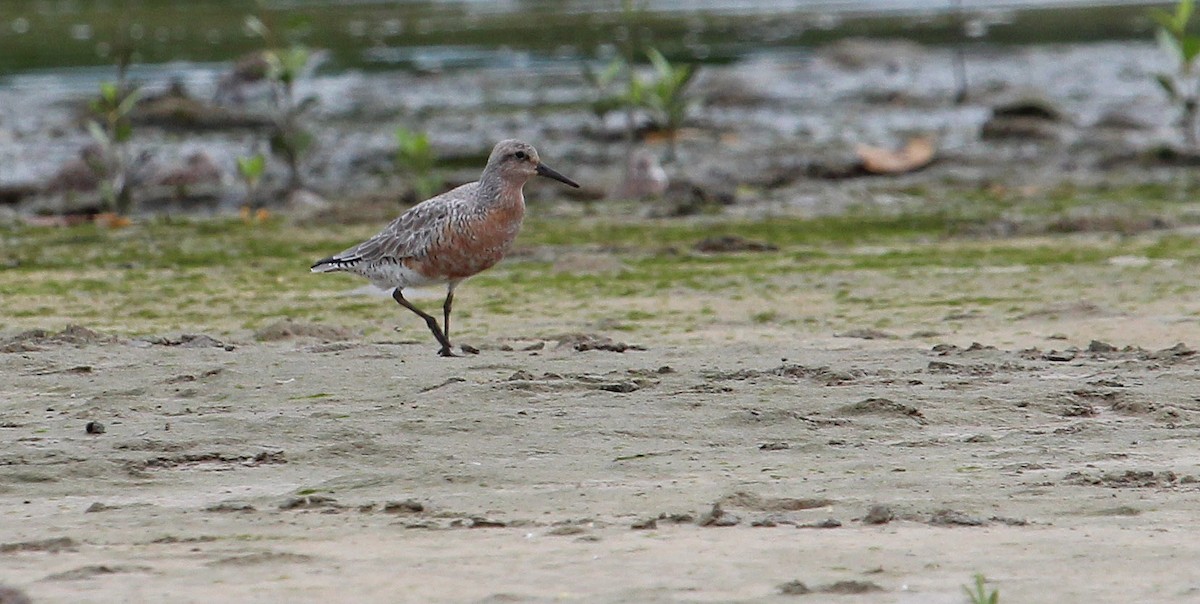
<box><xmin>554</xmin><ymin>333</ymin><xmax>646</xmax><ymax>352</ymax></box>
<box><xmin>1</xmin><ymin>325</ymin><xmax>116</xmax><ymax>352</ymax></box>
<box><xmin>254</xmin><ymin>319</ymin><xmax>358</xmax><ymax>342</ymax></box>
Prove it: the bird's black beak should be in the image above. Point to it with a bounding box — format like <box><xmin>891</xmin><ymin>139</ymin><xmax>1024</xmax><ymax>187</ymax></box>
<box><xmin>536</xmin><ymin>162</ymin><xmax>580</xmax><ymax>188</ymax></box>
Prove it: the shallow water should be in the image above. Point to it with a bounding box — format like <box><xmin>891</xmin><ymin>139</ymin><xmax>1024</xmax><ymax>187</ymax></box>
<box><xmin>0</xmin><ymin>0</ymin><xmax>1169</xmax><ymax>80</ymax></box>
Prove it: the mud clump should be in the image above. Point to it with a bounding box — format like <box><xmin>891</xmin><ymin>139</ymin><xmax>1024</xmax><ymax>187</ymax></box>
<box><xmin>144</xmin><ymin>333</ymin><xmax>235</xmax><ymax>350</ymax></box>
<box><xmin>554</xmin><ymin>333</ymin><xmax>646</xmax><ymax>352</ymax></box>
<box><xmin>719</xmin><ymin>491</ymin><xmax>834</xmax><ymax>512</ymax></box>
<box><xmin>254</xmin><ymin>320</ymin><xmax>358</xmax><ymax>342</ymax></box>
<box><xmin>0</xmin><ymin>536</ymin><xmax>77</xmax><ymax>553</ymax></box>
<box><xmin>697</xmin><ymin>503</ymin><xmax>740</xmax><ymax>527</ymax></box>
<box><xmin>862</xmin><ymin>504</ymin><xmax>895</xmax><ymax>525</ymax></box>
<box><xmin>981</xmin><ymin>98</ymin><xmax>1066</xmax><ymax>141</ymax></box>
<box><xmin>822</xmin><ymin>581</ymin><xmax>885</xmax><ymax>594</ymax></box>
<box><xmin>837</xmin><ymin>398</ymin><xmax>925</xmax><ymax>423</ymax></box>
<box><xmin>279</xmin><ymin>495</ymin><xmax>342</xmax><ymax>510</ymax></box>
<box><xmin>693</xmin><ymin>235</ymin><xmax>778</xmax><ymax>253</ymax></box>
<box><xmin>135</xmin><ymin>451</ymin><xmax>285</xmax><ymax>472</ymax></box>
<box><xmin>206</xmin><ymin>552</ymin><xmax>314</xmax><ymax>567</ymax></box>
<box><xmin>1</xmin><ymin>325</ymin><xmax>116</xmax><ymax>352</ymax></box>
<box><xmin>778</xmin><ymin>580</ymin><xmax>811</xmax><ymax>595</ymax></box>
<box><xmin>43</xmin><ymin>565</ymin><xmax>151</xmax><ymax>581</ymax></box>
<box><xmin>713</xmin><ymin>364</ymin><xmax>863</xmax><ymax>386</ymax></box>
<box><xmin>382</xmin><ymin>499</ymin><xmax>425</xmax><ymax>514</ymax></box>
<box><xmin>778</xmin><ymin>579</ymin><xmax>884</xmax><ymax>596</ymax></box>
<box><xmin>928</xmin><ymin>509</ymin><xmax>987</xmax><ymax>527</ymax></box>
<box><xmin>1065</xmin><ymin>470</ymin><xmax>1196</xmax><ymax>488</ymax></box>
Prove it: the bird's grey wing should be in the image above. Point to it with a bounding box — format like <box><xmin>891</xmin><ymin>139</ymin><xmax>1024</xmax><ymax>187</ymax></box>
<box><xmin>313</xmin><ymin>184</ymin><xmax>476</xmax><ymax>270</ymax></box>
<box><xmin>354</xmin><ymin>200</ymin><xmax>449</xmax><ymax>263</ymax></box>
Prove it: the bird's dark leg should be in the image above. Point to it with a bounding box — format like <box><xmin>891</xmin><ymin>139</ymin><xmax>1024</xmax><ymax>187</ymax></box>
<box><xmin>443</xmin><ymin>288</ymin><xmax>479</xmax><ymax>355</ymax></box>
<box><xmin>442</xmin><ymin>289</ymin><xmax>454</xmax><ymax>342</ymax></box>
<box><xmin>392</xmin><ymin>289</ymin><xmax>456</xmax><ymax>357</ymax></box>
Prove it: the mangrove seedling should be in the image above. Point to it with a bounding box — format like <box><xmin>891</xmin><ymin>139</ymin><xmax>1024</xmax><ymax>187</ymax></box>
<box><xmin>394</xmin><ymin>127</ymin><xmax>440</xmax><ymax>200</ymax></box>
<box><xmin>635</xmin><ymin>47</ymin><xmax>698</xmax><ymax>160</ymax></box>
<box><xmin>1151</xmin><ymin>0</ymin><xmax>1200</xmax><ymax>146</ymax></box>
<box><xmin>963</xmin><ymin>573</ymin><xmax>999</xmax><ymax>604</ymax></box>
<box><xmin>244</xmin><ymin>13</ymin><xmax>318</xmax><ymax>191</ymax></box>
<box><xmin>236</xmin><ymin>153</ymin><xmax>267</xmax><ymax>205</ymax></box>
<box><xmin>86</xmin><ymin>81</ymin><xmax>143</xmax><ymax>215</ymax></box>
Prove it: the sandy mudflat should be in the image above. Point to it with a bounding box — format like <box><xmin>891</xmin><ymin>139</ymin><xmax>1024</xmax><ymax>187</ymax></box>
<box><xmin>2</xmin><ymin>317</ymin><xmax>1200</xmax><ymax>603</ymax></box>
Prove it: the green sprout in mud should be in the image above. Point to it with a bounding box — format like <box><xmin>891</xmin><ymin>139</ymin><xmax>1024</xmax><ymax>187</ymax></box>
<box><xmin>236</xmin><ymin>154</ymin><xmax>267</xmax><ymax>205</ymax></box>
<box><xmin>244</xmin><ymin>12</ymin><xmax>318</xmax><ymax>191</ymax></box>
<box><xmin>582</xmin><ymin>0</ymin><xmax>699</xmax><ymax>161</ymax></box>
<box><xmin>632</xmin><ymin>48</ymin><xmax>698</xmax><ymax>159</ymax></box>
<box><xmin>586</xmin><ymin>48</ymin><xmax>698</xmax><ymax>161</ymax></box>
<box><xmin>1151</xmin><ymin>0</ymin><xmax>1200</xmax><ymax>146</ymax></box>
<box><xmin>394</xmin><ymin>127</ymin><xmax>440</xmax><ymax>201</ymax></box>
<box><xmin>87</xmin><ymin>81</ymin><xmax>142</xmax><ymax>215</ymax></box>
<box><xmin>963</xmin><ymin>573</ymin><xmax>999</xmax><ymax>604</ymax></box>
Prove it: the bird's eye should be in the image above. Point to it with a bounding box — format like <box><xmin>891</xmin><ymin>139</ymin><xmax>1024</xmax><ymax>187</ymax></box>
<box><xmin>514</xmin><ymin>151</ymin><xmax>527</xmax><ymax>160</ymax></box>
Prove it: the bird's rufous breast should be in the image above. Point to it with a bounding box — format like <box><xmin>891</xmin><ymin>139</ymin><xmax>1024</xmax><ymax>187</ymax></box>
<box><xmin>407</xmin><ymin>195</ymin><xmax>525</xmax><ymax>281</ymax></box>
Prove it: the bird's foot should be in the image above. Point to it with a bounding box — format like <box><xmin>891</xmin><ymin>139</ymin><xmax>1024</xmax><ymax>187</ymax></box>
<box><xmin>460</xmin><ymin>344</ymin><xmax>480</xmax><ymax>355</ymax></box>
<box><xmin>437</xmin><ymin>346</ymin><xmax>460</xmax><ymax>358</ymax></box>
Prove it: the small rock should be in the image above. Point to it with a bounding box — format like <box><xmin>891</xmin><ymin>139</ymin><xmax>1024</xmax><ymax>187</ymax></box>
<box><xmin>382</xmin><ymin>499</ymin><xmax>425</xmax><ymax>514</ymax></box>
<box><xmin>822</xmin><ymin>580</ymin><xmax>885</xmax><ymax>594</ymax></box>
<box><xmin>1043</xmin><ymin>350</ymin><xmax>1077</xmax><ymax>362</ymax></box>
<box><xmin>599</xmin><ymin>381</ymin><xmax>640</xmax><ymax>393</ymax></box>
<box><xmin>554</xmin><ymin>333</ymin><xmax>644</xmax><ymax>352</ymax></box>
<box><xmin>778</xmin><ymin>580</ymin><xmax>811</xmax><ymax>595</ymax></box>
<box><xmin>928</xmin><ymin>509</ymin><xmax>987</xmax><ymax>527</ymax></box>
<box><xmin>631</xmin><ymin>518</ymin><xmax>658</xmax><ymax>530</ymax></box>
<box><xmin>278</xmin><ymin>495</ymin><xmax>340</xmax><ymax>510</ymax></box>
<box><xmin>468</xmin><ymin>517</ymin><xmax>506</xmax><ymax>528</ymax></box>
<box><xmin>799</xmin><ymin>518</ymin><xmax>843</xmax><ymax>529</ymax></box>
<box><xmin>42</xmin><ymin>563</ymin><xmax>150</xmax><ymax>580</ymax></box>
<box><xmin>1152</xmin><ymin>343</ymin><xmax>1196</xmax><ymax>359</ymax></box>
<box><xmin>1087</xmin><ymin>340</ymin><xmax>1117</xmax><ymax>353</ymax></box>
<box><xmin>658</xmin><ymin>512</ymin><xmax>695</xmax><ymax>524</ymax></box>
<box><xmin>205</xmin><ymin>502</ymin><xmax>256</xmax><ymax>513</ymax></box>
<box><xmin>0</xmin><ymin>537</ymin><xmax>77</xmax><ymax>553</ymax></box>
<box><xmin>697</xmin><ymin>503</ymin><xmax>740</xmax><ymax>527</ymax></box>
<box><xmin>992</xmin><ymin>97</ymin><xmax>1063</xmax><ymax>121</ymax></box>
<box><xmin>85</xmin><ymin>502</ymin><xmax>112</xmax><ymax>513</ymax></box>
<box><xmin>85</xmin><ymin>421</ymin><xmax>105</xmax><ymax>435</ymax></box>
<box><xmin>862</xmin><ymin>504</ymin><xmax>894</xmax><ymax>525</ymax></box>
<box><xmin>990</xmin><ymin>515</ymin><xmax>1030</xmax><ymax>526</ymax></box>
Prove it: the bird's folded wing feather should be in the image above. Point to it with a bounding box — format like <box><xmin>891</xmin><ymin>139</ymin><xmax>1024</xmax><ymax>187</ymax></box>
<box><xmin>327</xmin><ymin>184</ymin><xmax>475</xmax><ymax>265</ymax></box>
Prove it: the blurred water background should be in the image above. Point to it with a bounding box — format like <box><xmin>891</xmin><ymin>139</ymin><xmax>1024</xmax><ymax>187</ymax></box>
<box><xmin>0</xmin><ymin>0</ymin><xmax>1171</xmax><ymax>82</ymax></box>
<box><xmin>0</xmin><ymin>0</ymin><xmax>1186</xmax><ymax>210</ymax></box>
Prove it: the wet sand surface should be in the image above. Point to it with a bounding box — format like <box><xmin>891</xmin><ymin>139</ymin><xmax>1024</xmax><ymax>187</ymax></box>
<box><xmin>3</xmin><ymin>312</ymin><xmax>1200</xmax><ymax>602</ymax></box>
<box><xmin>4</xmin><ymin>23</ymin><xmax>1200</xmax><ymax>604</ymax></box>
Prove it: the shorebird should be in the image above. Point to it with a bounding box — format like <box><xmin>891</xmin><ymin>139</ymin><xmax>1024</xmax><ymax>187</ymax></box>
<box><xmin>311</xmin><ymin>139</ymin><xmax>579</xmax><ymax>356</ymax></box>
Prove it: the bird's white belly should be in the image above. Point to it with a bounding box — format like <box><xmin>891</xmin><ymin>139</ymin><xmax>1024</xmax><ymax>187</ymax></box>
<box><xmin>362</xmin><ymin>261</ymin><xmax>440</xmax><ymax>290</ymax></box>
